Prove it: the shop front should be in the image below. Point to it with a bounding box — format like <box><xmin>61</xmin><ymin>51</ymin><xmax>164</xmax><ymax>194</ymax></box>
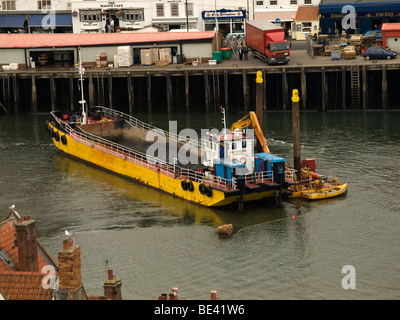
<box><xmin>202</xmin><ymin>9</ymin><xmax>246</xmax><ymax>37</ymax></box>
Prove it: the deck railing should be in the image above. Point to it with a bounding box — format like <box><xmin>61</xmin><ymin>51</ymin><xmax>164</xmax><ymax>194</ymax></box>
<box><xmin>51</xmin><ymin>111</ymin><xmax>237</xmax><ymax>191</ymax></box>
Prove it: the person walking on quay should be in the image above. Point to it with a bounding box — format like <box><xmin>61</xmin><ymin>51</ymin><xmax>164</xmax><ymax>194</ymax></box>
<box><xmin>238</xmin><ymin>46</ymin><xmax>243</xmax><ymax>60</ymax></box>
<box><xmin>288</xmin><ymin>28</ymin><xmax>292</xmax><ymax>48</ymax></box>
<box><xmin>243</xmin><ymin>45</ymin><xmax>248</xmax><ymax>60</ymax></box>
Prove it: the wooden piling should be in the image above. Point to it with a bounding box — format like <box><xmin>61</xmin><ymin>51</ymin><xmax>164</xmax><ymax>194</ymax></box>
<box><xmin>127</xmin><ymin>72</ymin><xmax>133</xmax><ymax>114</ymax></box>
<box><xmin>341</xmin><ymin>66</ymin><xmax>346</xmax><ymax>110</ymax></box>
<box><xmin>69</xmin><ymin>74</ymin><xmax>74</xmax><ymax>111</ymax></box>
<box><xmin>362</xmin><ymin>65</ymin><xmax>367</xmax><ymax>110</ymax></box>
<box><xmin>301</xmin><ymin>67</ymin><xmax>307</xmax><ymax>110</ymax></box>
<box><xmin>242</xmin><ymin>70</ymin><xmax>248</xmax><ymax>111</ymax></box>
<box><xmin>166</xmin><ymin>72</ymin><xmax>172</xmax><ymax>113</ymax></box>
<box><xmin>282</xmin><ymin>69</ymin><xmax>288</xmax><ymax>111</ymax></box>
<box><xmin>108</xmin><ymin>72</ymin><xmax>113</xmax><ymax>109</ymax></box>
<box><xmin>89</xmin><ymin>73</ymin><xmax>94</xmax><ymax>107</ymax></box>
<box><xmin>204</xmin><ymin>70</ymin><xmax>210</xmax><ymax>113</ymax></box>
<box><xmin>184</xmin><ymin>71</ymin><xmax>190</xmax><ymax>112</ymax></box>
<box><xmin>31</xmin><ymin>75</ymin><xmax>37</xmax><ymax>113</ymax></box>
<box><xmin>291</xmin><ymin>89</ymin><xmax>301</xmax><ymax>181</ymax></box>
<box><xmin>49</xmin><ymin>73</ymin><xmax>55</xmax><ymax>112</ymax></box>
<box><xmin>255</xmin><ymin>71</ymin><xmax>264</xmax><ymax>153</ymax></box>
<box><xmin>321</xmin><ymin>67</ymin><xmax>327</xmax><ymax>111</ymax></box>
<box><xmin>382</xmin><ymin>65</ymin><xmax>388</xmax><ymax>110</ymax></box>
<box><xmin>147</xmin><ymin>71</ymin><xmax>152</xmax><ymax>113</ymax></box>
<box><xmin>224</xmin><ymin>69</ymin><xmax>229</xmax><ymax>112</ymax></box>
<box><xmin>12</xmin><ymin>74</ymin><xmax>18</xmax><ymax>114</ymax></box>
<box><xmin>263</xmin><ymin>69</ymin><xmax>267</xmax><ymax>111</ymax></box>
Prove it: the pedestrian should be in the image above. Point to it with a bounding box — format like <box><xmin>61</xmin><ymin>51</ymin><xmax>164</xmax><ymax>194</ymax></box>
<box><xmin>111</xmin><ymin>18</ymin><xmax>115</xmax><ymax>32</ymax></box>
<box><xmin>288</xmin><ymin>28</ymin><xmax>292</xmax><ymax>41</ymax></box>
<box><xmin>243</xmin><ymin>45</ymin><xmax>248</xmax><ymax>60</ymax></box>
<box><xmin>238</xmin><ymin>46</ymin><xmax>243</xmax><ymax>60</ymax></box>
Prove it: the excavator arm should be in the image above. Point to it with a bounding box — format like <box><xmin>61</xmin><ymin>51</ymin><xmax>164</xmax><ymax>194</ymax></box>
<box><xmin>230</xmin><ymin>111</ymin><xmax>270</xmax><ymax>153</ymax></box>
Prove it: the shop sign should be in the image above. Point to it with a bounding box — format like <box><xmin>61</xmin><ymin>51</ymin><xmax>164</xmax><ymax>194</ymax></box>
<box><xmin>100</xmin><ymin>1</ymin><xmax>123</xmax><ymax>8</ymax></box>
<box><xmin>202</xmin><ymin>9</ymin><xmax>246</xmax><ymax>20</ymax></box>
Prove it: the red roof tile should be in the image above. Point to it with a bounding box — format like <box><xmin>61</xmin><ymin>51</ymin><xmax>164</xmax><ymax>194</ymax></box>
<box><xmin>295</xmin><ymin>6</ymin><xmax>319</xmax><ymax>21</ymax></box>
<box><xmin>0</xmin><ymin>271</ymin><xmax>54</xmax><ymax>300</ymax></box>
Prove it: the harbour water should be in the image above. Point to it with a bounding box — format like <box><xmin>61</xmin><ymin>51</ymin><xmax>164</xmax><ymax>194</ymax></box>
<box><xmin>0</xmin><ymin>110</ymin><xmax>399</xmax><ymax>300</ymax></box>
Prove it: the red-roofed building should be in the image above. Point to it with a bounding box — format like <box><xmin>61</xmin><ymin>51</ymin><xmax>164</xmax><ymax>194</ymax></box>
<box><xmin>0</xmin><ymin>31</ymin><xmax>220</xmax><ymax>67</ymax></box>
<box><xmin>0</xmin><ymin>209</ymin><xmax>122</xmax><ymax>300</ymax></box>
<box><xmin>294</xmin><ymin>6</ymin><xmax>320</xmax><ymax>40</ymax></box>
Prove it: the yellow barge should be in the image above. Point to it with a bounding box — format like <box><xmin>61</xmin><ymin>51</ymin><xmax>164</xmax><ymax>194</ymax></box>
<box><xmin>46</xmin><ymin>106</ymin><xmax>296</xmax><ymax>209</ymax></box>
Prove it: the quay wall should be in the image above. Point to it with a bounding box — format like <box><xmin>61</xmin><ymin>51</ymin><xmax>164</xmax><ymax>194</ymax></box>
<box><xmin>1</xmin><ymin>64</ymin><xmax>400</xmax><ymax>114</ymax></box>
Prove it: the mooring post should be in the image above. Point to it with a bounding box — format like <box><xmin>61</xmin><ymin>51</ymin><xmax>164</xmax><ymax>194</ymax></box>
<box><xmin>382</xmin><ymin>65</ymin><xmax>388</xmax><ymax>110</ymax></box>
<box><xmin>301</xmin><ymin>67</ymin><xmax>307</xmax><ymax>110</ymax></box>
<box><xmin>292</xmin><ymin>89</ymin><xmax>301</xmax><ymax>182</ymax></box>
<box><xmin>341</xmin><ymin>66</ymin><xmax>346</xmax><ymax>111</ymax></box>
<box><xmin>31</xmin><ymin>74</ymin><xmax>37</xmax><ymax>113</ymax></box>
<box><xmin>12</xmin><ymin>73</ymin><xmax>18</xmax><ymax>114</ymax></box>
<box><xmin>255</xmin><ymin>71</ymin><xmax>264</xmax><ymax>153</ymax></box>
<box><xmin>184</xmin><ymin>70</ymin><xmax>190</xmax><ymax>112</ymax></box>
<box><xmin>147</xmin><ymin>71</ymin><xmax>152</xmax><ymax>113</ymax></box>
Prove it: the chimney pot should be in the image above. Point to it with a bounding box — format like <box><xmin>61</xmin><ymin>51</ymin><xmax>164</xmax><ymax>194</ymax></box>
<box><xmin>108</xmin><ymin>268</ymin><xmax>114</xmax><ymax>281</ymax></box>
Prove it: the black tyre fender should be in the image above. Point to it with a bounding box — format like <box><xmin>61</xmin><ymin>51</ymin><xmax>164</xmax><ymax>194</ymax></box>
<box><xmin>205</xmin><ymin>186</ymin><xmax>212</xmax><ymax>197</ymax></box>
<box><xmin>54</xmin><ymin>131</ymin><xmax>60</xmax><ymax>141</ymax></box>
<box><xmin>181</xmin><ymin>180</ymin><xmax>188</xmax><ymax>191</ymax></box>
<box><xmin>61</xmin><ymin>135</ymin><xmax>67</xmax><ymax>145</ymax></box>
<box><xmin>187</xmin><ymin>181</ymin><xmax>194</xmax><ymax>192</ymax></box>
<box><xmin>199</xmin><ymin>183</ymin><xmax>206</xmax><ymax>195</ymax></box>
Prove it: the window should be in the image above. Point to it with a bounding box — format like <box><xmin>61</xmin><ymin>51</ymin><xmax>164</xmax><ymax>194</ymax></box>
<box><xmin>186</xmin><ymin>2</ymin><xmax>193</xmax><ymax>16</ymax></box>
<box><xmin>171</xmin><ymin>3</ymin><xmax>179</xmax><ymax>17</ymax></box>
<box><xmin>301</xmin><ymin>22</ymin><xmax>312</xmax><ymax>32</ymax></box>
<box><xmin>80</xmin><ymin>10</ymin><xmax>101</xmax><ymax>23</ymax></box>
<box><xmin>290</xmin><ymin>0</ymin><xmax>297</xmax><ymax>4</ymax></box>
<box><xmin>304</xmin><ymin>0</ymin><xmax>312</xmax><ymax>4</ymax></box>
<box><xmin>1</xmin><ymin>0</ymin><xmax>16</xmax><ymax>10</ymax></box>
<box><xmin>256</xmin><ymin>1</ymin><xmax>264</xmax><ymax>5</ymax></box>
<box><xmin>38</xmin><ymin>0</ymin><xmax>51</xmax><ymax>9</ymax></box>
<box><xmin>124</xmin><ymin>9</ymin><xmax>144</xmax><ymax>22</ymax></box>
<box><xmin>270</xmin><ymin>0</ymin><xmax>277</xmax><ymax>5</ymax></box>
<box><xmin>156</xmin><ymin>3</ymin><xmax>164</xmax><ymax>17</ymax></box>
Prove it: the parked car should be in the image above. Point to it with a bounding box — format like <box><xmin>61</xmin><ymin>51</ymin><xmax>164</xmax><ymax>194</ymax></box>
<box><xmin>363</xmin><ymin>46</ymin><xmax>397</xmax><ymax>60</ymax></box>
<box><xmin>363</xmin><ymin>30</ymin><xmax>382</xmax><ymax>40</ymax></box>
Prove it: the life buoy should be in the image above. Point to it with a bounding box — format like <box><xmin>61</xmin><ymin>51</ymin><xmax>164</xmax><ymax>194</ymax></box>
<box><xmin>54</xmin><ymin>131</ymin><xmax>60</xmax><ymax>141</ymax></box>
<box><xmin>239</xmin><ymin>157</ymin><xmax>246</xmax><ymax>164</ymax></box>
<box><xmin>187</xmin><ymin>181</ymin><xmax>194</xmax><ymax>192</ymax></box>
<box><xmin>61</xmin><ymin>135</ymin><xmax>67</xmax><ymax>145</ymax></box>
<box><xmin>199</xmin><ymin>183</ymin><xmax>206</xmax><ymax>194</ymax></box>
<box><xmin>181</xmin><ymin>180</ymin><xmax>188</xmax><ymax>191</ymax></box>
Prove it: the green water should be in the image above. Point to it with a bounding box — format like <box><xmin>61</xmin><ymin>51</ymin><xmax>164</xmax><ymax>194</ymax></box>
<box><xmin>0</xmin><ymin>111</ymin><xmax>399</xmax><ymax>299</ymax></box>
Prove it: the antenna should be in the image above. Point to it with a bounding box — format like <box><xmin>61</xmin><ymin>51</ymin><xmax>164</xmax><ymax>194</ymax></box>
<box><xmin>78</xmin><ymin>47</ymin><xmax>88</xmax><ymax>125</ymax></box>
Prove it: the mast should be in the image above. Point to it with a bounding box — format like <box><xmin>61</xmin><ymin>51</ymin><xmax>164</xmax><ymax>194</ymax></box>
<box><xmin>78</xmin><ymin>47</ymin><xmax>87</xmax><ymax>125</ymax></box>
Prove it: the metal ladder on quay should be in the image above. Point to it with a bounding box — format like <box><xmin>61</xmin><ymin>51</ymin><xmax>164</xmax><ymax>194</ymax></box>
<box><xmin>97</xmin><ymin>72</ymin><xmax>105</xmax><ymax>107</ymax></box>
<box><xmin>212</xmin><ymin>70</ymin><xmax>220</xmax><ymax>111</ymax></box>
<box><xmin>1</xmin><ymin>75</ymin><xmax>10</xmax><ymax>113</ymax></box>
<box><xmin>350</xmin><ymin>64</ymin><xmax>360</xmax><ymax>109</ymax></box>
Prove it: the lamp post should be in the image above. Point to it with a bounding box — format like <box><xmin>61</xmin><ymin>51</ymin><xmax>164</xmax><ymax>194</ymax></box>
<box><xmin>185</xmin><ymin>0</ymin><xmax>189</xmax><ymax>31</ymax></box>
